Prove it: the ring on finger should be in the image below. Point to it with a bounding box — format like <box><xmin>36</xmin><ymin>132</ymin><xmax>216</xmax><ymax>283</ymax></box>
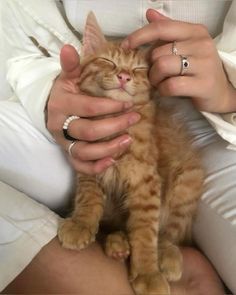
<box><xmin>68</xmin><ymin>140</ymin><xmax>77</xmax><ymax>157</ymax></box>
<box><xmin>179</xmin><ymin>55</ymin><xmax>190</xmax><ymax>76</ymax></box>
<box><xmin>172</xmin><ymin>41</ymin><xmax>178</xmax><ymax>55</ymax></box>
<box><xmin>63</xmin><ymin>115</ymin><xmax>80</xmax><ymax>141</ymax></box>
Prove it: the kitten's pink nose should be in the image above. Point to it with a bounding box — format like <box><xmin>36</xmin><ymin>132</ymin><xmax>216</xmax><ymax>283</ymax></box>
<box><xmin>117</xmin><ymin>71</ymin><xmax>131</xmax><ymax>85</ymax></box>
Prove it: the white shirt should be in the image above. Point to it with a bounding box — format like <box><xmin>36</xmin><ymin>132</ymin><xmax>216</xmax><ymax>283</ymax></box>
<box><xmin>63</xmin><ymin>0</ymin><xmax>232</xmax><ymax>38</ymax></box>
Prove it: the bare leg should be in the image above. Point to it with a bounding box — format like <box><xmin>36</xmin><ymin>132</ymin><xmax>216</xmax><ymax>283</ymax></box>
<box><xmin>3</xmin><ymin>239</ymin><xmax>224</xmax><ymax>295</ymax></box>
<box><xmin>3</xmin><ymin>237</ymin><xmax>134</xmax><ymax>295</ymax></box>
<box><xmin>171</xmin><ymin>247</ymin><xmax>225</xmax><ymax>295</ymax></box>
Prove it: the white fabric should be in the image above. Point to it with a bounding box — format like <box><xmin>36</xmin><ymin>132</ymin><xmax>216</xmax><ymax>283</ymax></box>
<box><xmin>0</xmin><ymin>0</ymin><xmax>236</xmax><ymax>292</ymax></box>
<box><xmin>65</xmin><ymin>0</ymin><xmax>231</xmax><ymax>38</ymax></box>
<box><xmin>1</xmin><ymin>0</ymin><xmax>81</xmax><ymax>139</ymax></box>
<box><xmin>0</xmin><ymin>101</ymin><xmax>75</xmax><ymax>211</ymax></box>
<box><xmin>222</xmin><ymin>112</ymin><xmax>236</xmax><ymax>125</ymax></box>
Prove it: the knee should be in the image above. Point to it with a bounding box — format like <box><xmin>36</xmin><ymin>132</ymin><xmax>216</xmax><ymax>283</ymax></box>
<box><xmin>180</xmin><ymin>247</ymin><xmax>224</xmax><ymax>295</ymax></box>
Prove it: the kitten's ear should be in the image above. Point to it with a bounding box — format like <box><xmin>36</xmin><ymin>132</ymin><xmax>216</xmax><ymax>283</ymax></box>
<box><xmin>82</xmin><ymin>11</ymin><xmax>107</xmax><ymax>57</ymax></box>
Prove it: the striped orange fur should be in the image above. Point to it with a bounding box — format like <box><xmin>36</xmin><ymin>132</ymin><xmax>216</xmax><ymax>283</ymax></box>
<box><xmin>58</xmin><ymin>12</ymin><xmax>204</xmax><ymax>295</ymax></box>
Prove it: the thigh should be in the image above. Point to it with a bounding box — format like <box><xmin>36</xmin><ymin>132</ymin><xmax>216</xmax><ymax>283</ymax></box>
<box><xmin>0</xmin><ymin>100</ymin><xmax>74</xmax><ymax>211</ymax></box>
<box><xmin>3</xmin><ymin>238</ymin><xmax>134</xmax><ymax>295</ymax></box>
<box><xmin>166</xmin><ymin>97</ymin><xmax>236</xmax><ymax>293</ymax></box>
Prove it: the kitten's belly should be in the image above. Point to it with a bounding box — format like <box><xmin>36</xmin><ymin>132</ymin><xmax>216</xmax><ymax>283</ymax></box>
<box><xmin>99</xmin><ymin>165</ymin><xmax>129</xmax><ymax>233</ymax></box>
<box><xmin>101</xmin><ymin>194</ymin><xmax>128</xmax><ymax>233</ymax></box>
<box><xmin>159</xmin><ymin>204</ymin><xmax>170</xmax><ymax>233</ymax></box>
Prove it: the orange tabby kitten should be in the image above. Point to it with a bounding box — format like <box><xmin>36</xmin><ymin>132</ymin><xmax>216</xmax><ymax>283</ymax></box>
<box><xmin>58</xmin><ymin>12</ymin><xmax>204</xmax><ymax>295</ymax></box>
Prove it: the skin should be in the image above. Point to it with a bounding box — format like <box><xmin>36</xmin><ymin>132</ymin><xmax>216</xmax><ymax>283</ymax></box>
<box><xmin>3</xmin><ymin>238</ymin><xmax>224</xmax><ymax>295</ymax></box>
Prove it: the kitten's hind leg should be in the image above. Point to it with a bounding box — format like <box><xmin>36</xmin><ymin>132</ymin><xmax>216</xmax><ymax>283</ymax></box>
<box><xmin>159</xmin><ymin>164</ymin><xmax>204</xmax><ymax>281</ymax></box>
<box><xmin>159</xmin><ymin>238</ymin><xmax>183</xmax><ymax>282</ymax></box>
<box><xmin>105</xmin><ymin>231</ymin><xmax>130</xmax><ymax>260</ymax></box>
<box><xmin>126</xmin><ymin>173</ymin><xmax>170</xmax><ymax>295</ymax></box>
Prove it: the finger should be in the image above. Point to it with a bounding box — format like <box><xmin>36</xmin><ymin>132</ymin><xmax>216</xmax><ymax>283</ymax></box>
<box><xmin>47</xmin><ymin>92</ymin><xmax>134</xmax><ymax>136</ymax></box>
<box><xmin>151</xmin><ymin>40</ymin><xmax>206</xmax><ymax>62</ymax></box>
<box><xmin>149</xmin><ymin>55</ymin><xmax>195</xmax><ymax>85</ymax></box>
<box><xmin>67</xmin><ymin>111</ymin><xmax>141</xmax><ymax>142</ymax></box>
<box><xmin>146</xmin><ymin>9</ymin><xmax>170</xmax><ymax>22</ymax></box>
<box><xmin>70</xmin><ymin>156</ymin><xmax>115</xmax><ymax>175</ymax></box>
<box><xmin>60</xmin><ymin>44</ymin><xmax>81</xmax><ymax>79</ymax></box>
<box><xmin>47</xmin><ymin>96</ymin><xmax>135</xmax><ymax>140</ymax></box>
<box><xmin>157</xmin><ymin>76</ymin><xmax>201</xmax><ymax>97</ymax></box>
<box><xmin>54</xmin><ymin>92</ymin><xmax>134</xmax><ymax>117</ymax></box>
<box><xmin>121</xmin><ymin>20</ymin><xmax>206</xmax><ymax>50</ymax></box>
<box><xmin>69</xmin><ymin>134</ymin><xmax>132</xmax><ymax>161</ymax></box>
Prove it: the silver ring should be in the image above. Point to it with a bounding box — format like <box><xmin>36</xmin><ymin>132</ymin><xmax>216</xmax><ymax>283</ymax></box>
<box><xmin>180</xmin><ymin>55</ymin><xmax>190</xmax><ymax>76</ymax></box>
<box><xmin>172</xmin><ymin>41</ymin><xmax>178</xmax><ymax>55</ymax></box>
<box><xmin>68</xmin><ymin>141</ymin><xmax>77</xmax><ymax>157</ymax></box>
<box><xmin>63</xmin><ymin>115</ymin><xmax>80</xmax><ymax>141</ymax></box>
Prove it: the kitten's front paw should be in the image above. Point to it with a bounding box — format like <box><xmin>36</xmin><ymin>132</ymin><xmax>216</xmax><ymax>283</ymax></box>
<box><xmin>159</xmin><ymin>245</ymin><xmax>183</xmax><ymax>282</ymax></box>
<box><xmin>58</xmin><ymin>218</ymin><xmax>97</xmax><ymax>250</ymax></box>
<box><xmin>131</xmin><ymin>272</ymin><xmax>170</xmax><ymax>295</ymax></box>
<box><xmin>105</xmin><ymin>231</ymin><xmax>130</xmax><ymax>260</ymax></box>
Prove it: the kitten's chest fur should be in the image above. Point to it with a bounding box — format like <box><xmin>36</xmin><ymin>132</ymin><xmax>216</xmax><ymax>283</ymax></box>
<box><xmin>97</xmin><ymin>101</ymin><xmax>158</xmax><ymax>232</ymax></box>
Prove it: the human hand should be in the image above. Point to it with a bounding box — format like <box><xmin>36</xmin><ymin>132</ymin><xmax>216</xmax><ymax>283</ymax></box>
<box><xmin>47</xmin><ymin>45</ymin><xmax>140</xmax><ymax>174</ymax></box>
<box><xmin>122</xmin><ymin>9</ymin><xmax>236</xmax><ymax>113</ymax></box>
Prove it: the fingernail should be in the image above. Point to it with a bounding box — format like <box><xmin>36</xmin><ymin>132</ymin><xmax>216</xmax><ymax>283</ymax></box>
<box><xmin>121</xmin><ymin>39</ymin><xmax>130</xmax><ymax>49</ymax></box>
<box><xmin>124</xmin><ymin>101</ymin><xmax>133</xmax><ymax>109</ymax></box>
<box><xmin>120</xmin><ymin>137</ymin><xmax>133</xmax><ymax>148</ymax></box>
<box><xmin>129</xmin><ymin>113</ymin><xmax>141</xmax><ymax>125</ymax></box>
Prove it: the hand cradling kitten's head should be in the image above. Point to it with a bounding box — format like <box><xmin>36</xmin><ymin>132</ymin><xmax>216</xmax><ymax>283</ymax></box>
<box><xmin>79</xmin><ymin>12</ymin><xmax>152</xmax><ymax>105</ymax></box>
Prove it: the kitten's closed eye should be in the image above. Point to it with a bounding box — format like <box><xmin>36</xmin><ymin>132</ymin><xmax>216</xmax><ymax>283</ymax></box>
<box><xmin>95</xmin><ymin>57</ymin><xmax>148</xmax><ymax>75</ymax></box>
<box><xmin>94</xmin><ymin>57</ymin><xmax>116</xmax><ymax>69</ymax></box>
<box><xmin>132</xmin><ymin>67</ymin><xmax>149</xmax><ymax>74</ymax></box>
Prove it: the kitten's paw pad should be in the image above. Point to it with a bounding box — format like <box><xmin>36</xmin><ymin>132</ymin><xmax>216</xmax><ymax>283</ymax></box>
<box><xmin>58</xmin><ymin>218</ymin><xmax>96</xmax><ymax>250</ymax></box>
<box><xmin>105</xmin><ymin>231</ymin><xmax>130</xmax><ymax>260</ymax></box>
<box><xmin>131</xmin><ymin>272</ymin><xmax>170</xmax><ymax>295</ymax></box>
<box><xmin>159</xmin><ymin>245</ymin><xmax>183</xmax><ymax>282</ymax></box>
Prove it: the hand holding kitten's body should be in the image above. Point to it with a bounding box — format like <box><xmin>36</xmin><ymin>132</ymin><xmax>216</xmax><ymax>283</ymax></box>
<box><xmin>58</xmin><ymin>12</ymin><xmax>204</xmax><ymax>295</ymax></box>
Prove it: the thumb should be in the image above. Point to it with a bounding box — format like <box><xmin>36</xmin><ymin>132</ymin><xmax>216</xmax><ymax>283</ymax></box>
<box><xmin>146</xmin><ymin>9</ymin><xmax>170</xmax><ymax>23</ymax></box>
<box><xmin>60</xmin><ymin>44</ymin><xmax>81</xmax><ymax>79</ymax></box>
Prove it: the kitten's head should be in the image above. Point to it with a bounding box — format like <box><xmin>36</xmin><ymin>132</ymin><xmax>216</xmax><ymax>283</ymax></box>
<box><xmin>79</xmin><ymin>12</ymin><xmax>151</xmax><ymax>105</ymax></box>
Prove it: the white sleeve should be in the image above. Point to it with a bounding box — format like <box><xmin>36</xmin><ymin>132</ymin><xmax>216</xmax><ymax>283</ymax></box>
<box><xmin>2</xmin><ymin>0</ymin><xmax>81</xmax><ymax>140</ymax></box>
<box><xmin>202</xmin><ymin>0</ymin><xmax>236</xmax><ymax>149</ymax></box>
